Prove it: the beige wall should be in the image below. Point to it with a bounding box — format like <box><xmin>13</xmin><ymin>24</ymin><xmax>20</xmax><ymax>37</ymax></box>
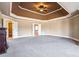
<box><xmin>18</xmin><ymin>16</ymin><xmax>71</xmax><ymax>38</ymax></box>
<box><xmin>3</xmin><ymin>14</ymin><xmax>78</xmax><ymax>41</ymax></box>
<box><xmin>3</xmin><ymin>15</ymin><xmax>18</xmax><ymax>38</ymax></box>
<box><xmin>41</xmin><ymin>19</ymin><xmax>70</xmax><ymax>37</ymax></box>
<box><xmin>18</xmin><ymin>21</ymin><xmax>32</xmax><ymax>37</ymax></box>
<box><xmin>69</xmin><ymin>15</ymin><xmax>79</xmax><ymax>41</ymax></box>
<box><xmin>2</xmin><ymin>13</ymin><xmax>79</xmax><ymax>41</ymax></box>
<box><xmin>18</xmin><ymin>14</ymin><xmax>79</xmax><ymax>41</ymax></box>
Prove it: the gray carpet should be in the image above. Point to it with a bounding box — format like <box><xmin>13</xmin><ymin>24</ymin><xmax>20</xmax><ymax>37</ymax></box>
<box><xmin>0</xmin><ymin>35</ymin><xmax>79</xmax><ymax>57</ymax></box>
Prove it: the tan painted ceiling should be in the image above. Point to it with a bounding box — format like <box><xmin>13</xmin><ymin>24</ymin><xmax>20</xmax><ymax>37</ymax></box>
<box><xmin>12</xmin><ymin>2</ymin><xmax>69</xmax><ymax>20</ymax></box>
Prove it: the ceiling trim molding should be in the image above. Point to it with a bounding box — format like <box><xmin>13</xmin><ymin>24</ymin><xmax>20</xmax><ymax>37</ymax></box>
<box><xmin>10</xmin><ymin>12</ymin><xmax>71</xmax><ymax>22</ymax></box>
<box><xmin>10</xmin><ymin>2</ymin><xmax>71</xmax><ymax>22</ymax></box>
<box><xmin>18</xmin><ymin>4</ymin><xmax>63</xmax><ymax>16</ymax></box>
<box><xmin>10</xmin><ymin>2</ymin><xmax>12</xmax><ymax>15</ymax></box>
<box><xmin>57</xmin><ymin>2</ymin><xmax>70</xmax><ymax>14</ymax></box>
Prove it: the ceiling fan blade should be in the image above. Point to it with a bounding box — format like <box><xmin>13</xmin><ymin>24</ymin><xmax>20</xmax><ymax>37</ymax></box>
<box><xmin>43</xmin><ymin>10</ymin><xmax>48</xmax><ymax>13</ymax></box>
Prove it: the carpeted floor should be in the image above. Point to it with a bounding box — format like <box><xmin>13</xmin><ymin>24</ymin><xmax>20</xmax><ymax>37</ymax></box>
<box><xmin>0</xmin><ymin>35</ymin><xmax>79</xmax><ymax>57</ymax></box>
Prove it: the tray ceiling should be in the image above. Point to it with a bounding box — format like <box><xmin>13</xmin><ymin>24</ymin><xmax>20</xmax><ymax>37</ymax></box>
<box><xmin>11</xmin><ymin>2</ymin><xmax>69</xmax><ymax>20</ymax></box>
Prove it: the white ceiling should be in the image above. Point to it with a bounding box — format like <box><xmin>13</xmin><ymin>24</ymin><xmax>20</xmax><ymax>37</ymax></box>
<box><xmin>0</xmin><ymin>2</ymin><xmax>79</xmax><ymax>16</ymax></box>
<box><xmin>58</xmin><ymin>2</ymin><xmax>79</xmax><ymax>13</ymax></box>
<box><xmin>0</xmin><ymin>2</ymin><xmax>10</xmax><ymax>15</ymax></box>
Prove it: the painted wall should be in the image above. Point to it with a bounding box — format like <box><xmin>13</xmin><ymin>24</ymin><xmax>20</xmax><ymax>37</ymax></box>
<box><xmin>69</xmin><ymin>15</ymin><xmax>79</xmax><ymax>41</ymax></box>
<box><xmin>2</xmin><ymin>13</ymin><xmax>79</xmax><ymax>41</ymax></box>
<box><xmin>18</xmin><ymin>21</ymin><xmax>32</xmax><ymax>37</ymax></box>
<box><xmin>17</xmin><ymin>16</ymin><xmax>70</xmax><ymax>37</ymax></box>
<box><xmin>2</xmin><ymin>15</ymin><xmax>18</xmax><ymax>38</ymax></box>
<box><xmin>17</xmin><ymin>14</ymin><xmax>79</xmax><ymax>41</ymax></box>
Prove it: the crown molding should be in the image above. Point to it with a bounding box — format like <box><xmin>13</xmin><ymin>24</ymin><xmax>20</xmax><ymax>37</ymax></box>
<box><xmin>18</xmin><ymin>4</ymin><xmax>62</xmax><ymax>16</ymax></box>
<box><xmin>10</xmin><ymin>2</ymin><xmax>71</xmax><ymax>22</ymax></box>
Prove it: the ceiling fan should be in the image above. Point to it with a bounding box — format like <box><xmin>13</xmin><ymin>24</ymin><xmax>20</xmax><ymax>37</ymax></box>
<box><xmin>17</xmin><ymin>2</ymin><xmax>63</xmax><ymax>15</ymax></box>
<box><xmin>34</xmin><ymin>2</ymin><xmax>48</xmax><ymax>14</ymax></box>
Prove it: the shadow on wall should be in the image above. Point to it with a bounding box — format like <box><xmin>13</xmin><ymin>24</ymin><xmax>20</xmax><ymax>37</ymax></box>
<box><xmin>59</xmin><ymin>10</ymin><xmax>79</xmax><ymax>41</ymax></box>
<box><xmin>69</xmin><ymin>11</ymin><xmax>79</xmax><ymax>41</ymax></box>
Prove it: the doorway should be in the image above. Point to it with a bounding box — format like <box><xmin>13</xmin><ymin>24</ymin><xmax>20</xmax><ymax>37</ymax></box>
<box><xmin>33</xmin><ymin>23</ymin><xmax>41</xmax><ymax>36</ymax></box>
<box><xmin>8</xmin><ymin>21</ymin><xmax>13</xmax><ymax>38</ymax></box>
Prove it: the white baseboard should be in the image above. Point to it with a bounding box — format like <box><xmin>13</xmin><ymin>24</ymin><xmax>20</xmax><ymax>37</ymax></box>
<box><xmin>50</xmin><ymin>35</ymin><xmax>79</xmax><ymax>42</ymax></box>
<box><xmin>10</xmin><ymin>34</ymin><xmax>79</xmax><ymax>42</ymax></box>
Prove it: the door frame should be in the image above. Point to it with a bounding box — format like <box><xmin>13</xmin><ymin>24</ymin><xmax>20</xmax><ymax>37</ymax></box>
<box><xmin>32</xmin><ymin>23</ymin><xmax>41</xmax><ymax>36</ymax></box>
